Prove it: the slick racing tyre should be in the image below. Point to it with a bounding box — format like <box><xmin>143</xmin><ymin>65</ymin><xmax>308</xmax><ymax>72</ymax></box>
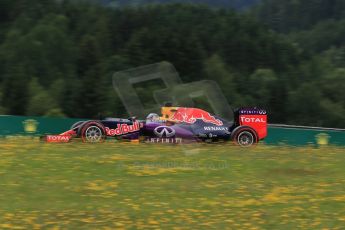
<box><xmin>80</xmin><ymin>121</ymin><xmax>106</xmax><ymax>143</ymax></box>
<box><xmin>231</xmin><ymin>126</ymin><xmax>258</xmax><ymax>147</ymax></box>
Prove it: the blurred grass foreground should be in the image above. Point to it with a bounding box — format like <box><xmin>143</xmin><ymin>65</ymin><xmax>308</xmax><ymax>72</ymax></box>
<box><xmin>0</xmin><ymin>140</ymin><xmax>344</xmax><ymax>229</ymax></box>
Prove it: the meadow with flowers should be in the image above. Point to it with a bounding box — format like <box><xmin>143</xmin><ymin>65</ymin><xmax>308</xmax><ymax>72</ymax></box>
<box><xmin>0</xmin><ymin>140</ymin><xmax>344</xmax><ymax>229</ymax></box>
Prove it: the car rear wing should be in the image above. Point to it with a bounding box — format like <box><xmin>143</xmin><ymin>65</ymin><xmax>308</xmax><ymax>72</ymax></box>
<box><xmin>234</xmin><ymin>108</ymin><xmax>267</xmax><ymax>139</ymax></box>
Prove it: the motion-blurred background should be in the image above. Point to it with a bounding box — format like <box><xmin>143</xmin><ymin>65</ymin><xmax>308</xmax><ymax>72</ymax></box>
<box><xmin>0</xmin><ymin>0</ymin><xmax>344</xmax><ymax>127</ymax></box>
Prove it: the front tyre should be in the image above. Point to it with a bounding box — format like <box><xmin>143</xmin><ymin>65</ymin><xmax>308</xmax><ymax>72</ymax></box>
<box><xmin>80</xmin><ymin>122</ymin><xmax>106</xmax><ymax>143</ymax></box>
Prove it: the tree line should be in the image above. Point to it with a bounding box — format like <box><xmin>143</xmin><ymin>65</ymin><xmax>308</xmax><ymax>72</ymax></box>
<box><xmin>95</xmin><ymin>0</ymin><xmax>260</xmax><ymax>9</ymax></box>
<box><xmin>0</xmin><ymin>0</ymin><xmax>344</xmax><ymax>128</ymax></box>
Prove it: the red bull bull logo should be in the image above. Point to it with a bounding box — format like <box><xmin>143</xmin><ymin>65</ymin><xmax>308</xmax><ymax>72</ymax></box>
<box><xmin>170</xmin><ymin>108</ymin><xmax>223</xmax><ymax>126</ymax></box>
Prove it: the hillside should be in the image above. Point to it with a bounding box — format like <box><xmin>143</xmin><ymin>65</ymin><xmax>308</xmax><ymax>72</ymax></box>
<box><xmin>255</xmin><ymin>0</ymin><xmax>345</xmax><ymax>32</ymax></box>
<box><xmin>0</xmin><ymin>0</ymin><xmax>344</xmax><ymax>127</ymax></box>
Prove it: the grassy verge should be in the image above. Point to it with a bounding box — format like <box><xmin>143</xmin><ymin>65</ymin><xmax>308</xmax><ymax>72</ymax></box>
<box><xmin>0</xmin><ymin>140</ymin><xmax>344</xmax><ymax>229</ymax></box>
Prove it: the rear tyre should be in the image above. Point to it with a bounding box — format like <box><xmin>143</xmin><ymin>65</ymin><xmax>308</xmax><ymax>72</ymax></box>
<box><xmin>80</xmin><ymin>121</ymin><xmax>106</xmax><ymax>143</ymax></box>
<box><xmin>232</xmin><ymin>127</ymin><xmax>258</xmax><ymax>147</ymax></box>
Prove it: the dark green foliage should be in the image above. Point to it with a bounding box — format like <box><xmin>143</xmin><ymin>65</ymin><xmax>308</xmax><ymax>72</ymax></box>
<box><xmin>255</xmin><ymin>0</ymin><xmax>345</xmax><ymax>32</ymax></box>
<box><xmin>0</xmin><ymin>1</ymin><xmax>343</xmax><ymax>127</ymax></box>
<box><xmin>94</xmin><ymin>0</ymin><xmax>260</xmax><ymax>10</ymax></box>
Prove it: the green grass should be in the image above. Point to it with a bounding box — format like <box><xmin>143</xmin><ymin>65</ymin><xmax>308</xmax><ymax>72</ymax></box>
<box><xmin>0</xmin><ymin>140</ymin><xmax>344</xmax><ymax>229</ymax></box>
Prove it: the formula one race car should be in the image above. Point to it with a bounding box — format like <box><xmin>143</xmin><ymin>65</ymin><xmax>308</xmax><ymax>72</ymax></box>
<box><xmin>43</xmin><ymin>106</ymin><xmax>267</xmax><ymax>147</ymax></box>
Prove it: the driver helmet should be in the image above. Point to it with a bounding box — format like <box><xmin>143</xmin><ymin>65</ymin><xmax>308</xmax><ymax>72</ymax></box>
<box><xmin>146</xmin><ymin>113</ymin><xmax>160</xmax><ymax>122</ymax></box>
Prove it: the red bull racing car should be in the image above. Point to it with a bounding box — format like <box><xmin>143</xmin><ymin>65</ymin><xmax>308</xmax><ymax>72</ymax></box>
<box><xmin>43</xmin><ymin>106</ymin><xmax>267</xmax><ymax>147</ymax></box>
